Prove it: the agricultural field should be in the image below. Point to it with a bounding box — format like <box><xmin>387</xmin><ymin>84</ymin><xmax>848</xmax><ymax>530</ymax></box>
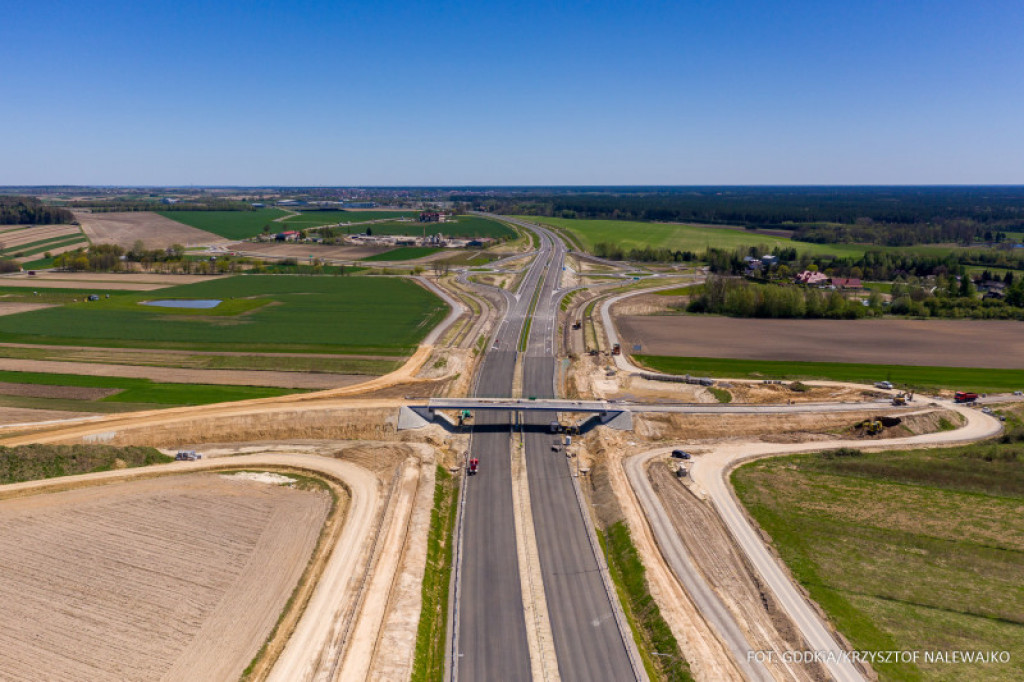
<box><xmin>635</xmin><ymin>355</ymin><xmax>1024</xmax><ymax>393</ymax></box>
<box><xmin>0</xmin><ymin>471</ymin><xmax>331</xmax><ymax>682</ymax></box>
<box><xmin>282</xmin><ymin>210</ymin><xmax>418</xmax><ymax>228</ymax></box>
<box><xmin>734</xmin><ymin>439</ymin><xmax>1024</xmax><ymax>681</ymax></box>
<box><xmin>360</xmin><ymin>216</ymin><xmax>515</xmax><ymax>240</ymax></box>
<box><xmin>0</xmin><ymin>369</ymin><xmax>299</xmax><ymax>404</ymax></box>
<box><xmin>239</xmin><ymin>241</ymin><xmax>388</xmax><ymax>261</ymax></box>
<box><xmin>521</xmin><ymin>216</ymin><xmax>869</xmax><ymax>257</ymax></box>
<box><xmin>76</xmin><ymin>211</ymin><xmax>231</xmax><ymax>249</ymax></box>
<box><xmin>0</xmin><ymin>275</ymin><xmax>447</xmax><ymax>355</ymax></box>
<box><xmin>362</xmin><ymin>246</ymin><xmax>443</xmax><ymax>261</ymax></box>
<box><xmin>157</xmin><ymin>208</ymin><xmax>290</xmax><ymax>240</ymax></box>
<box><xmin>522</xmin><ymin>216</ymin><xmax>1015</xmax><ymax>262</ymax></box>
<box><xmin>620</xmin><ymin>317</ymin><xmax>1024</xmax><ymax>369</ymax></box>
<box><xmin>0</xmin><ymin>225</ymin><xmax>89</xmax><ymax>261</ymax></box>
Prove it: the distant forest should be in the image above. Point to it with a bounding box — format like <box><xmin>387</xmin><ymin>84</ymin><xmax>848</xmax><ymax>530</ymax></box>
<box><xmin>66</xmin><ymin>199</ymin><xmax>251</xmax><ymax>213</ymax></box>
<box><xmin>462</xmin><ymin>187</ymin><xmax>1024</xmax><ymax>246</ymax></box>
<box><xmin>0</xmin><ymin>196</ymin><xmax>74</xmax><ymax>225</ymax></box>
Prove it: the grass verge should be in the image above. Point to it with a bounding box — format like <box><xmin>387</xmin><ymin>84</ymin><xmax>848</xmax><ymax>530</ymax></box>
<box><xmin>411</xmin><ymin>466</ymin><xmax>458</xmax><ymax>682</ymax></box>
<box><xmin>635</xmin><ymin>355</ymin><xmax>1024</xmax><ymax>393</ymax></box>
<box><xmin>599</xmin><ymin>521</ymin><xmax>693</xmax><ymax>682</ymax></box>
<box><xmin>708</xmin><ymin>386</ymin><xmax>732</xmax><ymax>403</ymax></box>
<box><xmin>733</xmin><ymin>438</ymin><xmax>1024</xmax><ymax>681</ymax></box>
<box><xmin>0</xmin><ymin>443</ymin><xmax>170</xmax><ymax>484</ymax></box>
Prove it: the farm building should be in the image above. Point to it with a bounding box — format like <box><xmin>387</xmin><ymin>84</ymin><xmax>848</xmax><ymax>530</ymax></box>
<box><xmin>830</xmin><ymin>277</ymin><xmax>862</xmax><ymax>289</ymax></box>
<box><xmin>275</xmin><ymin>230</ymin><xmax>301</xmax><ymax>242</ymax></box>
<box><xmin>419</xmin><ymin>212</ymin><xmax>449</xmax><ymax>223</ymax></box>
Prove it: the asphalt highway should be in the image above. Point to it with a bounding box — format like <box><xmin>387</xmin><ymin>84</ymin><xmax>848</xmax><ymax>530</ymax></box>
<box><xmin>515</xmin><ymin>218</ymin><xmax>639</xmax><ymax>681</ymax></box>
<box><xmin>456</xmin><ymin>217</ymin><xmax>639</xmax><ymax>681</ymax></box>
<box><xmin>455</xmin><ymin>221</ymin><xmax>558</xmax><ymax>681</ymax></box>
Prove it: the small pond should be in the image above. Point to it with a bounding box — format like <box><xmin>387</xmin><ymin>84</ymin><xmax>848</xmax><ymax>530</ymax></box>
<box><xmin>141</xmin><ymin>299</ymin><xmax>223</xmax><ymax>309</ymax></box>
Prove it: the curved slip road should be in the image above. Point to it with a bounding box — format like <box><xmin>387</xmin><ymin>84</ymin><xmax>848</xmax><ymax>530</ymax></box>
<box><xmin>627</xmin><ymin>401</ymin><xmax>1001</xmax><ymax>682</ymax></box>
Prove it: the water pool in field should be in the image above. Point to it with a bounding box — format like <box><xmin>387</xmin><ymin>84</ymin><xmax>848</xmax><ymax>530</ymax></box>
<box><xmin>141</xmin><ymin>299</ymin><xmax>223</xmax><ymax>309</ymax></box>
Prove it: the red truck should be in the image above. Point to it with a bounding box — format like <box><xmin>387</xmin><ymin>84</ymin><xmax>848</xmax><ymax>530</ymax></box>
<box><xmin>954</xmin><ymin>391</ymin><xmax>979</xmax><ymax>404</ymax></box>
<box><xmin>468</xmin><ymin>457</ymin><xmax>479</xmax><ymax>475</ymax></box>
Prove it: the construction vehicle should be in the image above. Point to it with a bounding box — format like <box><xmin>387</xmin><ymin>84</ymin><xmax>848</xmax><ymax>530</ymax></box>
<box><xmin>892</xmin><ymin>393</ymin><xmax>907</xmax><ymax>406</ymax></box>
<box><xmin>611</xmin><ymin>343</ymin><xmax>621</xmax><ymax>355</ymax></box>
<box><xmin>955</xmin><ymin>391</ymin><xmax>979</xmax><ymax>404</ymax></box>
<box><xmin>467</xmin><ymin>457</ymin><xmax>479</xmax><ymax>475</ymax></box>
<box><xmin>572</xmin><ymin>320</ymin><xmax>582</xmax><ymax>330</ymax></box>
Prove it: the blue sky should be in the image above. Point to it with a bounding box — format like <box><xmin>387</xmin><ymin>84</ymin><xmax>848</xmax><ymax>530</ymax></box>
<box><xmin>2</xmin><ymin>0</ymin><xmax>1023</xmax><ymax>185</ymax></box>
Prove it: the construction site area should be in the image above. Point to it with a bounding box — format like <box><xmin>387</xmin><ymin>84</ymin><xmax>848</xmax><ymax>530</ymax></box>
<box><xmin>0</xmin><ymin>215</ymin><xmax>1017</xmax><ymax>682</ymax></box>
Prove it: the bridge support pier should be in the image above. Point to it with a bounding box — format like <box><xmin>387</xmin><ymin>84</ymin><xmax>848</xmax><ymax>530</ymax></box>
<box><xmin>600</xmin><ymin>410</ymin><xmax>633</xmax><ymax>431</ymax></box>
<box><xmin>398</xmin><ymin>406</ymin><xmax>435</xmax><ymax>430</ymax></box>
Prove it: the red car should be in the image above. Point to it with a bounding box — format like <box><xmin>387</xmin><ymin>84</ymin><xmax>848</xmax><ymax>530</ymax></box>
<box><xmin>468</xmin><ymin>458</ymin><xmax>479</xmax><ymax>475</ymax></box>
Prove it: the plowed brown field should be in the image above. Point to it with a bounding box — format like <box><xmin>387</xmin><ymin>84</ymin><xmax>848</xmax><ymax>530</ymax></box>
<box><xmin>0</xmin><ymin>471</ymin><xmax>330</xmax><ymax>682</ymax></box>
<box><xmin>75</xmin><ymin>211</ymin><xmax>229</xmax><ymax>249</ymax></box>
<box><xmin>618</xmin><ymin>316</ymin><xmax>1024</xmax><ymax>368</ymax></box>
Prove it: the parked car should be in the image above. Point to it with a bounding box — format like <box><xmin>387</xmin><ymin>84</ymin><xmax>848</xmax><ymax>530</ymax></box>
<box><xmin>671</xmin><ymin>449</ymin><xmax>692</xmax><ymax>460</ymax></box>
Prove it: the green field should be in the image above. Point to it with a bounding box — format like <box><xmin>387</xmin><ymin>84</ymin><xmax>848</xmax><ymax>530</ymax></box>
<box><xmin>0</xmin><ymin>275</ymin><xmax>447</xmax><ymax>355</ymax></box>
<box><xmin>634</xmin><ymin>355</ymin><xmax>1024</xmax><ymax>392</ymax></box>
<box><xmin>18</xmin><ymin>256</ymin><xmax>56</xmax><ymax>270</ymax></box>
<box><xmin>520</xmin><ymin>216</ymin><xmax>1005</xmax><ymax>262</ymax></box>
<box><xmin>734</xmin><ymin>439</ymin><xmax>1024</xmax><ymax>681</ymax></box>
<box><xmin>158</xmin><ymin>209</ymin><xmax>290</xmax><ymax>239</ymax></box>
<box><xmin>0</xmin><ymin>232</ymin><xmax>87</xmax><ymax>257</ymax></box>
<box><xmin>520</xmin><ymin>216</ymin><xmax>869</xmax><ymax>257</ymax></box>
<box><xmin>361</xmin><ymin>246</ymin><xmax>443</xmax><ymax>261</ymax></box>
<box><xmin>0</xmin><ymin>369</ymin><xmax>298</xmax><ymax>405</ymax></box>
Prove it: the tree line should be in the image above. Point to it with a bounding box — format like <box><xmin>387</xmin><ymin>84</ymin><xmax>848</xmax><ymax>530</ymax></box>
<box><xmin>686</xmin><ymin>274</ymin><xmax>1024</xmax><ymax>321</ymax></box>
<box><xmin>0</xmin><ymin>196</ymin><xmax>74</xmax><ymax>225</ymax></box>
<box><xmin>67</xmin><ymin>199</ymin><xmax>252</xmax><ymax>213</ymax></box>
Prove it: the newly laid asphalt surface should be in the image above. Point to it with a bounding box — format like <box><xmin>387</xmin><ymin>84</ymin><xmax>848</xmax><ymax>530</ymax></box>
<box><xmin>517</xmin><ymin>218</ymin><xmax>637</xmax><ymax>681</ymax></box>
<box><xmin>522</xmin><ymin>357</ymin><xmax>636</xmax><ymax>682</ymax></box>
<box><xmin>457</xmin><ymin>219</ymin><xmax>636</xmax><ymax>681</ymax></box>
<box><xmin>458</xmin><ymin>349</ymin><xmax>531</xmax><ymax>682</ymax></box>
<box><xmin>456</xmin><ymin>224</ymin><xmax>555</xmax><ymax>681</ymax></box>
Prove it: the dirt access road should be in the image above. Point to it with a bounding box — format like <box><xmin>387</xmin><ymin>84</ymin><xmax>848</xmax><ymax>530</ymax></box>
<box><xmin>618</xmin><ymin>316</ymin><xmax>1024</xmax><ymax>369</ymax></box>
<box><xmin>626</xmin><ymin>401</ymin><xmax>1002</xmax><ymax>682</ymax></box>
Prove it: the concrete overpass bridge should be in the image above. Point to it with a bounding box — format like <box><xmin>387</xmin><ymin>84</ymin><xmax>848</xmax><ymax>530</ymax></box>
<box><xmin>397</xmin><ymin>396</ymin><xmax>911</xmax><ymax>431</ymax></box>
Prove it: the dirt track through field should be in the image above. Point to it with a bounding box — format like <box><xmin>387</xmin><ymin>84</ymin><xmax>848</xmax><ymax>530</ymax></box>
<box><xmin>0</xmin><ymin>471</ymin><xmax>330</xmax><ymax>682</ymax></box>
<box><xmin>238</xmin><ymin>241</ymin><xmax>388</xmax><ymax>260</ymax></box>
<box><xmin>75</xmin><ymin>211</ymin><xmax>230</xmax><ymax>249</ymax></box>
<box><xmin>619</xmin><ymin>316</ymin><xmax>1024</xmax><ymax>369</ymax></box>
